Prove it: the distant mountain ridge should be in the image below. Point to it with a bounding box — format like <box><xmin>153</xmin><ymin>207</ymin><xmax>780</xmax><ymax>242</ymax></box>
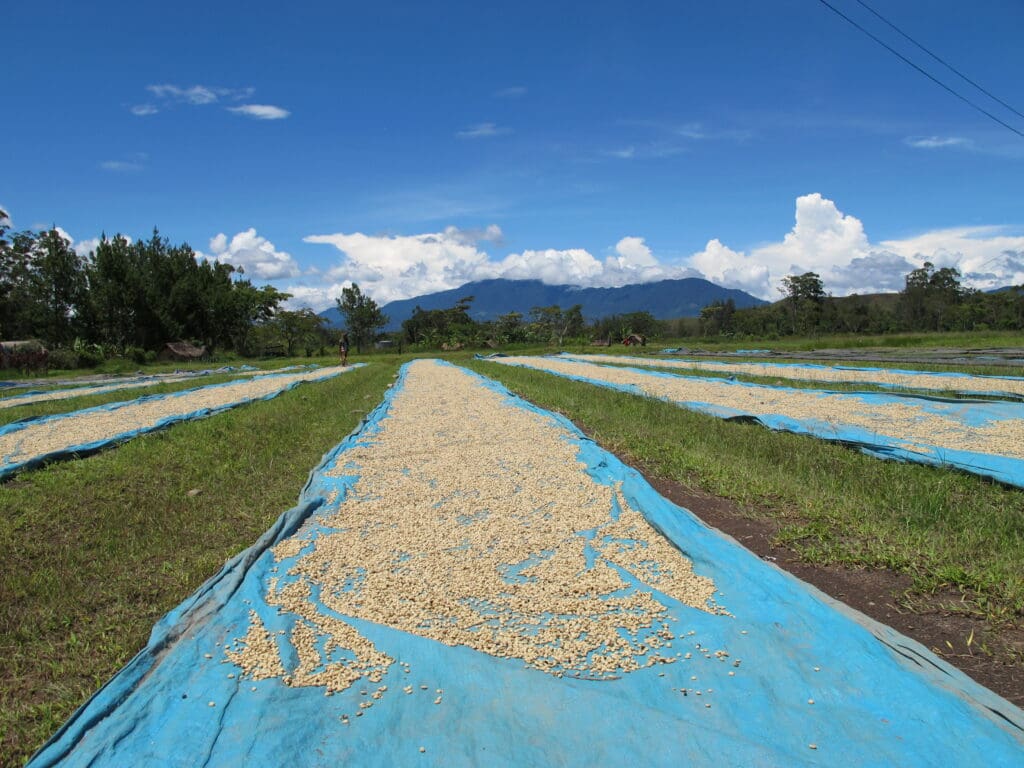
<box><xmin>319</xmin><ymin>278</ymin><xmax>767</xmax><ymax>331</ymax></box>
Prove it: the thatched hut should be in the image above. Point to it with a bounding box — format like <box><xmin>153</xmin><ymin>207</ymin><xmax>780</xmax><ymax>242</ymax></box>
<box><xmin>159</xmin><ymin>341</ymin><xmax>206</xmax><ymax>362</ymax></box>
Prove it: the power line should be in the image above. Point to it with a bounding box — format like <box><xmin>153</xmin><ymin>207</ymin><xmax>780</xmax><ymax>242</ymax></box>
<box><xmin>853</xmin><ymin>0</ymin><xmax>1024</xmax><ymax>121</ymax></box>
<box><xmin>815</xmin><ymin>0</ymin><xmax>1024</xmax><ymax>139</ymax></box>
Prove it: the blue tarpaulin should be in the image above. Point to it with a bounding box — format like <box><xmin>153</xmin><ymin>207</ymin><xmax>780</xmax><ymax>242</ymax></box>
<box><xmin>489</xmin><ymin>356</ymin><xmax>1024</xmax><ymax>490</ymax></box>
<box><xmin>637</xmin><ymin>352</ymin><xmax>1024</xmax><ymax>400</ymax></box>
<box><xmin>0</xmin><ymin>364</ymin><xmax>312</xmax><ymax>410</ymax></box>
<box><xmin>28</xmin><ymin>360</ymin><xmax>1024</xmax><ymax>767</ymax></box>
<box><xmin>0</xmin><ymin>365</ymin><xmax>359</xmax><ymax>481</ymax></box>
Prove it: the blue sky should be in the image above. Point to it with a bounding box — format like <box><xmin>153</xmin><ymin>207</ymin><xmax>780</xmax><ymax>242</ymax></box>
<box><xmin>4</xmin><ymin>0</ymin><xmax>1024</xmax><ymax>309</ymax></box>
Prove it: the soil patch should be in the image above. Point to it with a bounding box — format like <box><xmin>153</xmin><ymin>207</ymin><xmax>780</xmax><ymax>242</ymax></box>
<box><xmin>644</xmin><ymin>472</ymin><xmax>1024</xmax><ymax>708</ymax></box>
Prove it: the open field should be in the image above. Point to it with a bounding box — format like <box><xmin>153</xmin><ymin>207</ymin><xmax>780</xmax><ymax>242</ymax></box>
<box><xmin>3</xmin><ymin>342</ymin><xmax>1024</xmax><ymax>764</ymax></box>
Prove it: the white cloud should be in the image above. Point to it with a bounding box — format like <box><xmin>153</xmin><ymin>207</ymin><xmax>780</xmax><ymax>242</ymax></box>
<box><xmin>905</xmin><ymin>135</ymin><xmax>973</xmax><ymax>149</ymax></box>
<box><xmin>879</xmin><ymin>226</ymin><xmax>1024</xmax><ymax>291</ymax></box>
<box><xmin>99</xmin><ymin>152</ymin><xmax>147</xmax><ymax>173</ymax></box>
<box><xmin>689</xmin><ymin>238</ymin><xmax>773</xmax><ymax>297</ymax></box>
<box><xmin>147</xmin><ymin>84</ymin><xmax>219</xmax><ymax>105</ymax></box>
<box><xmin>486</xmin><ymin>248</ymin><xmax>606</xmax><ymax>285</ymax></box>
<box><xmin>202</xmin><ymin>229</ymin><xmax>301</xmax><ymax>279</ymax></box>
<box><xmin>456</xmin><ymin>122</ymin><xmax>511</xmax><ymax>139</ymax></box>
<box><xmin>227</xmin><ymin>104</ymin><xmax>290</xmax><ymax>120</ymax></box>
<box><xmin>72</xmin><ymin>236</ymin><xmax>102</xmax><ymax>256</ymax></box>
<box><xmin>605</xmin><ymin>146</ymin><xmax>636</xmax><ymax>159</ymax></box>
<box><xmin>299</xmin><ymin>227</ymin><xmax>699</xmax><ymax>308</ymax></box>
<box><xmin>100</xmin><ymin>159</ymin><xmax>145</xmax><ymax>172</ymax></box>
<box><xmin>444</xmin><ymin>224</ymin><xmax>504</xmax><ymax>245</ymax></box>
<box><xmin>683</xmin><ymin>193</ymin><xmax>1024</xmax><ymax>298</ymax></box>
<box><xmin>304</xmin><ymin>228</ymin><xmax>494</xmax><ymax>304</ymax></box>
<box><xmin>140</xmin><ymin>84</ymin><xmax>258</xmax><ymax>113</ymax></box>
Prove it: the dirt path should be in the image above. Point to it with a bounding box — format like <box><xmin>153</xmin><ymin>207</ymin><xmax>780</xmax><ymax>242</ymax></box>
<box><xmin>622</xmin><ymin>462</ymin><xmax>1024</xmax><ymax>708</ymax></box>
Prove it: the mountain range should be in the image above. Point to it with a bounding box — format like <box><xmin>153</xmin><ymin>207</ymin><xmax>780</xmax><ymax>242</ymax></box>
<box><xmin>319</xmin><ymin>278</ymin><xmax>767</xmax><ymax>331</ymax></box>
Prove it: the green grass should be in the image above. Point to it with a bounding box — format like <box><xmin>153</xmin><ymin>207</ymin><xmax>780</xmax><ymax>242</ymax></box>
<box><xmin>462</xmin><ymin>359</ymin><xmax>1024</xmax><ymax>618</ymax></box>
<box><xmin>4</xmin><ymin>346</ymin><xmax>1024</xmax><ymax>763</ymax></box>
<box><xmin>0</xmin><ymin>361</ymin><xmax>400</xmax><ymax>766</ymax></box>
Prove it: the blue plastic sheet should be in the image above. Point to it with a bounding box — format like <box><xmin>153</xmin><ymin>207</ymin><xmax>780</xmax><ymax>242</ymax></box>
<box><xmin>0</xmin><ymin>365</ymin><xmax>360</xmax><ymax>481</ymax></box>
<box><xmin>642</xmin><ymin>352</ymin><xmax>1024</xmax><ymax>400</ymax></box>
<box><xmin>28</xmin><ymin>360</ymin><xmax>1024</xmax><ymax>767</ymax></box>
<box><xmin>492</xmin><ymin>356</ymin><xmax>1024</xmax><ymax>490</ymax></box>
<box><xmin>0</xmin><ymin>364</ymin><xmax>309</xmax><ymax>410</ymax></box>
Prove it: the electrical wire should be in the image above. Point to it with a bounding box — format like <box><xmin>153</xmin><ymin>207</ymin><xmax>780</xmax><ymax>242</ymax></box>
<box><xmin>815</xmin><ymin>0</ymin><xmax>1024</xmax><ymax>139</ymax></box>
<box><xmin>853</xmin><ymin>0</ymin><xmax>1024</xmax><ymax>121</ymax></box>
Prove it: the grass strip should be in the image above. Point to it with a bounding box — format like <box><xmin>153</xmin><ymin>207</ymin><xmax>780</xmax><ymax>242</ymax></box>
<box><xmin>462</xmin><ymin>360</ymin><xmax>1024</xmax><ymax>620</ymax></box>
<box><xmin>0</xmin><ymin>361</ymin><xmax>399</xmax><ymax>766</ymax></box>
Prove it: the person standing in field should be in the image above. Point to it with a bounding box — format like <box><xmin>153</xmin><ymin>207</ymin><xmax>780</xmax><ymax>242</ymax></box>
<box><xmin>339</xmin><ymin>333</ymin><xmax>350</xmax><ymax>366</ymax></box>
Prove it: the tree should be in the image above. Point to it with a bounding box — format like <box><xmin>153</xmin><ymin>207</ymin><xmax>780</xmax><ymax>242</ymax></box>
<box><xmin>402</xmin><ymin>296</ymin><xmax>478</xmax><ymax>348</ymax></box>
<box><xmin>530</xmin><ymin>304</ymin><xmax>584</xmax><ymax>345</ymax></box>
<box><xmin>494</xmin><ymin>311</ymin><xmax>527</xmax><ymax>343</ymax></box>
<box><xmin>698</xmin><ymin>299</ymin><xmax>735</xmax><ymax>337</ymax></box>
<box><xmin>337</xmin><ymin>283</ymin><xmax>388</xmax><ymax>352</ymax></box>
<box><xmin>781</xmin><ymin>272</ymin><xmax>826</xmax><ymax>335</ymax></box>
<box><xmin>898</xmin><ymin>262</ymin><xmax>965</xmax><ymax>331</ymax></box>
<box><xmin>34</xmin><ymin>228</ymin><xmax>88</xmax><ymax>346</ymax></box>
<box><xmin>272</xmin><ymin>309</ymin><xmax>326</xmax><ymax>356</ymax></box>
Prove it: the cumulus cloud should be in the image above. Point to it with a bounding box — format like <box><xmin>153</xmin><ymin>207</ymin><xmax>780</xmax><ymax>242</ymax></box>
<box><xmin>456</xmin><ymin>122</ymin><xmax>511</xmax><ymax>139</ymax></box>
<box><xmin>202</xmin><ymin>229</ymin><xmax>301</xmax><ymax>279</ymax></box>
<box><xmin>227</xmin><ymin>104</ymin><xmax>290</xmax><ymax>120</ymax></box>
<box><xmin>304</xmin><ymin>228</ymin><xmax>494</xmax><ymax>304</ymax></box>
<box><xmin>298</xmin><ymin>227</ymin><xmax>700</xmax><ymax>309</ymax></box>
<box><xmin>879</xmin><ymin>227</ymin><xmax>1024</xmax><ymax>291</ymax></box>
<box><xmin>683</xmin><ymin>193</ymin><xmax>1024</xmax><ymax>298</ymax></box>
<box><xmin>689</xmin><ymin>238</ymin><xmax>772</xmax><ymax>297</ymax></box>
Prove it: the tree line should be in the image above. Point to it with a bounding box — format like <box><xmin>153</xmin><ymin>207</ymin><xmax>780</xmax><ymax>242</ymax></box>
<box><xmin>0</xmin><ymin>214</ymin><xmax>344</xmax><ymax>367</ymax></box>
<box><xmin>395</xmin><ymin>298</ymin><xmax>661</xmax><ymax>349</ymax></box>
<box><xmin>696</xmin><ymin>266</ymin><xmax>1024</xmax><ymax>339</ymax></box>
<box><xmin>6</xmin><ymin>211</ymin><xmax>1021</xmax><ymax>368</ymax></box>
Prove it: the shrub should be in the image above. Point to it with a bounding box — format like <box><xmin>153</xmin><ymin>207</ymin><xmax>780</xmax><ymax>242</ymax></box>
<box><xmin>47</xmin><ymin>347</ymin><xmax>79</xmax><ymax>371</ymax></box>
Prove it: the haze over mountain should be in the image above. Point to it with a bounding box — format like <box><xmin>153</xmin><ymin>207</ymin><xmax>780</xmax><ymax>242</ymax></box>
<box><xmin>320</xmin><ymin>278</ymin><xmax>766</xmax><ymax>331</ymax></box>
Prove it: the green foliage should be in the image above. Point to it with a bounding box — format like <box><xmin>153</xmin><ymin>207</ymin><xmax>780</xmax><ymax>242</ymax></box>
<box><xmin>402</xmin><ymin>296</ymin><xmax>478</xmax><ymax>348</ymax></box>
<box><xmin>337</xmin><ymin>283</ymin><xmax>388</xmax><ymax>352</ymax></box>
<box><xmin>0</xmin><ymin>222</ymin><xmax>290</xmax><ymax>360</ymax></box>
<box><xmin>695</xmin><ymin>265</ymin><xmax>1024</xmax><ymax>341</ymax></box>
<box><xmin>588</xmin><ymin>311</ymin><xmax>661</xmax><ymax>343</ymax></box>
<box><xmin>262</xmin><ymin>308</ymin><xmax>329</xmax><ymax>356</ymax></box>
<box><xmin>529</xmin><ymin>304</ymin><xmax>585</xmax><ymax>345</ymax></box>
<box><xmin>781</xmin><ymin>271</ymin><xmax>827</xmax><ymax>336</ymax></box>
<box><xmin>897</xmin><ymin>262</ymin><xmax>968</xmax><ymax>331</ymax></box>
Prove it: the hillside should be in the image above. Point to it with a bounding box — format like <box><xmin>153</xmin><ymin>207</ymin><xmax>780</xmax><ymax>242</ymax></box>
<box><xmin>320</xmin><ymin>278</ymin><xmax>767</xmax><ymax>330</ymax></box>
